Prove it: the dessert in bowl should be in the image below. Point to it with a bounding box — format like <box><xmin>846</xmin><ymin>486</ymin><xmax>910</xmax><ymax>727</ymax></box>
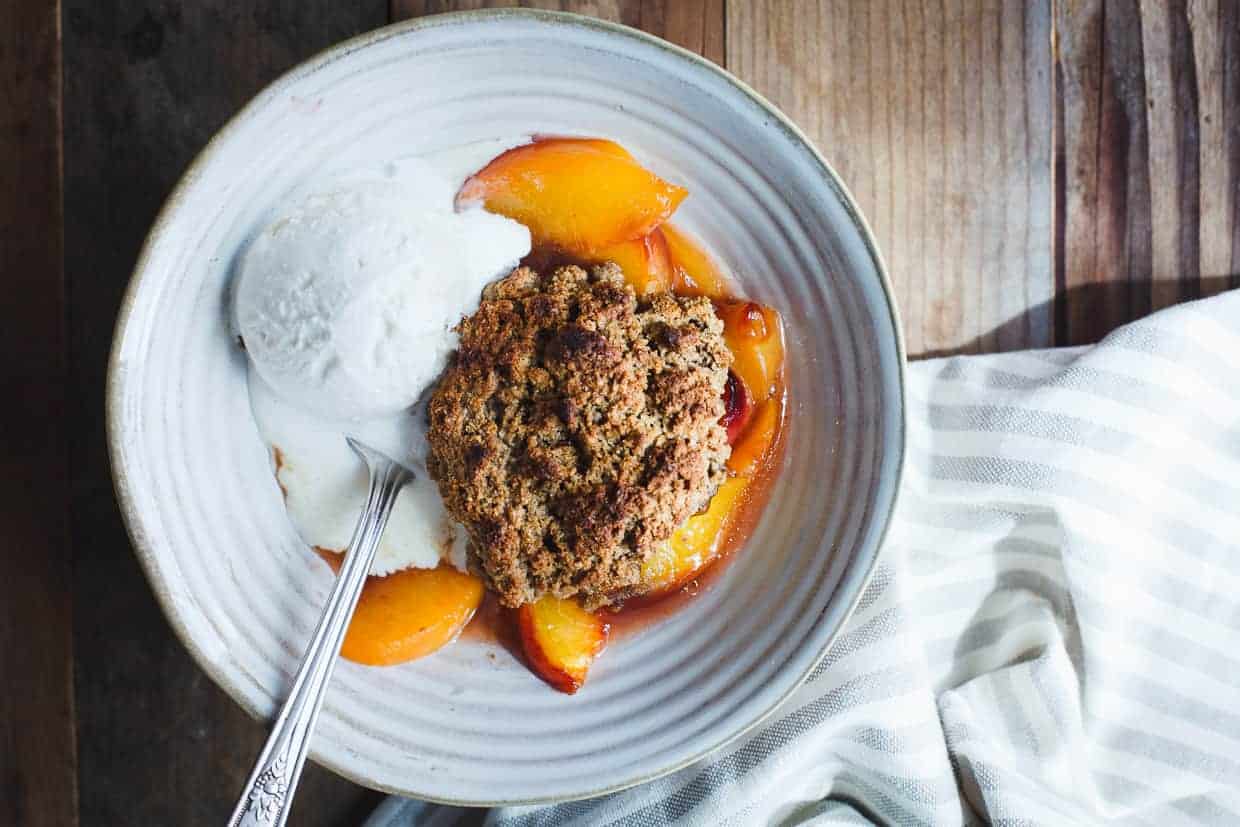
<box><xmin>235</xmin><ymin>133</ymin><xmax>792</xmax><ymax>692</ymax></box>
<box><xmin>108</xmin><ymin>10</ymin><xmax>904</xmax><ymax>804</ymax></box>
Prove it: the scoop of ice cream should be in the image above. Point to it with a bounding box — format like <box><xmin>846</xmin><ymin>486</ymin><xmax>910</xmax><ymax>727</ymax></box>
<box><xmin>238</xmin><ymin>142</ymin><xmax>531</xmax><ymax>573</ymax></box>
<box><xmin>234</xmin><ymin>158</ymin><xmax>530</xmax><ymax>421</ymax></box>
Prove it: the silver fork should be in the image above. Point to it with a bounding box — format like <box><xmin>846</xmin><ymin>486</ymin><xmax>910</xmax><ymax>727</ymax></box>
<box><xmin>227</xmin><ymin>437</ymin><xmax>414</xmax><ymax>827</ymax></box>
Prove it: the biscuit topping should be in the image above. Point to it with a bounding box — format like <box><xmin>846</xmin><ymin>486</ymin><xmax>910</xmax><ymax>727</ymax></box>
<box><xmin>427</xmin><ymin>262</ymin><xmax>731</xmax><ymax>608</ymax></box>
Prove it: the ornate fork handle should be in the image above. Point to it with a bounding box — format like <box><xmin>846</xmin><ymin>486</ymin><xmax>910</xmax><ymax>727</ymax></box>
<box><xmin>227</xmin><ymin>438</ymin><xmax>414</xmax><ymax>827</ymax></box>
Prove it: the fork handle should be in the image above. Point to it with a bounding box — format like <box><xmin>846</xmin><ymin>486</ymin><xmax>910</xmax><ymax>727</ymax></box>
<box><xmin>227</xmin><ymin>440</ymin><xmax>412</xmax><ymax>827</ymax></box>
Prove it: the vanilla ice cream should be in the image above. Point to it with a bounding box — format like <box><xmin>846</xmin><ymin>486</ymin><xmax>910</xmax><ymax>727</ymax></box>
<box><xmin>235</xmin><ymin>155</ymin><xmax>530</xmax><ymax>421</ymax></box>
<box><xmin>236</xmin><ymin>139</ymin><xmax>531</xmax><ymax>573</ymax></box>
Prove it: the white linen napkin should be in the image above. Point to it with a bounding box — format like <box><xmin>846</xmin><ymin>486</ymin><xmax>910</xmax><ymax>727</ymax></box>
<box><xmin>368</xmin><ymin>289</ymin><xmax>1240</xmax><ymax>826</ymax></box>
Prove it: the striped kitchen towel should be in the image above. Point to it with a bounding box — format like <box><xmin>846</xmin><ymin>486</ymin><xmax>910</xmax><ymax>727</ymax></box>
<box><xmin>368</xmin><ymin>289</ymin><xmax>1240</xmax><ymax>826</ymax></box>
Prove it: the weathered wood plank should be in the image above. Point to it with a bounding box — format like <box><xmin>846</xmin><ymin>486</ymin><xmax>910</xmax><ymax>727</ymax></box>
<box><xmin>391</xmin><ymin>0</ymin><xmax>724</xmax><ymax>62</ymax></box>
<box><xmin>0</xmin><ymin>1</ymin><xmax>76</xmax><ymax>825</ymax></box>
<box><xmin>1140</xmin><ymin>0</ymin><xmax>1200</xmax><ymax>310</ymax></box>
<box><xmin>1055</xmin><ymin>0</ymin><xmax>1240</xmax><ymax>345</ymax></box>
<box><xmin>729</xmin><ymin>0</ymin><xmax>1054</xmax><ymax>356</ymax></box>
<box><xmin>1189</xmin><ymin>0</ymin><xmax>1240</xmax><ymax>293</ymax></box>
<box><xmin>63</xmin><ymin>3</ymin><xmax>388</xmax><ymax>824</ymax></box>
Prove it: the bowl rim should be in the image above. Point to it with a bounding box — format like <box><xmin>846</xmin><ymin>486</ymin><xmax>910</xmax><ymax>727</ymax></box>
<box><xmin>106</xmin><ymin>7</ymin><xmax>908</xmax><ymax>807</ymax></box>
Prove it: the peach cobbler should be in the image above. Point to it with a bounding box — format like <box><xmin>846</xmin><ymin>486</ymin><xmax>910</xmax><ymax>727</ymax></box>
<box><xmin>237</xmin><ymin>137</ymin><xmax>787</xmax><ymax>693</ymax></box>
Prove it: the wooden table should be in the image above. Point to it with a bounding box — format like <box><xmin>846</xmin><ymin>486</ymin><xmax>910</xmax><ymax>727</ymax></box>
<box><xmin>4</xmin><ymin>1</ymin><xmax>1237</xmax><ymax>824</ymax></box>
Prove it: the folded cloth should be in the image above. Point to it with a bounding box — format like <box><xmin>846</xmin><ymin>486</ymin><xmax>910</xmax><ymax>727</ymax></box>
<box><xmin>368</xmin><ymin>290</ymin><xmax>1240</xmax><ymax>826</ymax></box>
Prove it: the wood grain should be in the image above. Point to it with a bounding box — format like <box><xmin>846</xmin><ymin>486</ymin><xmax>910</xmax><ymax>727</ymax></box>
<box><xmin>391</xmin><ymin>0</ymin><xmax>725</xmax><ymax>64</ymax></box>
<box><xmin>43</xmin><ymin>2</ymin><xmax>1240</xmax><ymax>825</ymax></box>
<box><xmin>62</xmin><ymin>3</ymin><xmax>388</xmax><ymax>824</ymax></box>
<box><xmin>728</xmin><ymin>0</ymin><xmax>1054</xmax><ymax>356</ymax></box>
<box><xmin>0</xmin><ymin>1</ymin><xmax>76</xmax><ymax>825</ymax></box>
<box><xmin>1055</xmin><ymin>0</ymin><xmax>1240</xmax><ymax>345</ymax></box>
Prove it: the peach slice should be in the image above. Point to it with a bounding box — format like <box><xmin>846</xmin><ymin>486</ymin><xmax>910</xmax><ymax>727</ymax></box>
<box><xmin>727</xmin><ymin>396</ymin><xmax>782</xmax><ymax>478</ymax></box>
<box><xmin>639</xmin><ymin>475</ymin><xmax>749</xmax><ymax>598</ymax></box>
<box><xmin>336</xmin><ymin>564</ymin><xmax>484</xmax><ymax>667</ymax></box>
<box><xmin>457</xmin><ymin>138</ymin><xmax>687</xmax><ymax>255</ymax></box>
<box><xmin>531</xmin><ymin>135</ymin><xmax>635</xmax><ymax>161</ymax></box>
<box><xmin>663</xmin><ymin>223</ymin><xmax>730</xmax><ymax>298</ymax></box>
<box><xmin>591</xmin><ymin>229</ymin><xmax>673</xmax><ymax>295</ymax></box>
<box><xmin>716</xmin><ymin>300</ymin><xmax>786</xmax><ymax>404</ymax></box>
<box><xmin>518</xmin><ymin>595</ymin><xmax>610</xmax><ymax>694</ymax></box>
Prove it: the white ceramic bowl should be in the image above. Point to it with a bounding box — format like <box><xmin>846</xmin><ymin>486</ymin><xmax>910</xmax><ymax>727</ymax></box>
<box><xmin>108</xmin><ymin>9</ymin><xmax>905</xmax><ymax>805</ymax></box>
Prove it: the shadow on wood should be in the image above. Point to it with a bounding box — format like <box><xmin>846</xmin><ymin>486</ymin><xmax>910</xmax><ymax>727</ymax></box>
<box><xmin>916</xmin><ymin>273</ymin><xmax>1239</xmax><ymax>361</ymax></box>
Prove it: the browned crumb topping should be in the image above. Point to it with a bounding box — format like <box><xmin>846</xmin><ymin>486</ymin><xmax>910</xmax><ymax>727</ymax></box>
<box><xmin>426</xmin><ymin>262</ymin><xmax>731</xmax><ymax>608</ymax></box>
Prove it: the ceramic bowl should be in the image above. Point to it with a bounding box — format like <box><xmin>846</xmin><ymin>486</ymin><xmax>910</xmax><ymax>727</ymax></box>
<box><xmin>108</xmin><ymin>9</ymin><xmax>905</xmax><ymax>805</ymax></box>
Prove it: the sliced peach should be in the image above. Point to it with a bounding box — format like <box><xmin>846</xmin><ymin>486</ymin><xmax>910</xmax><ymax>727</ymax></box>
<box><xmin>457</xmin><ymin>138</ymin><xmax>687</xmax><ymax>255</ymax></box>
<box><xmin>727</xmin><ymin>397</ymin><xmax>782</xmax><ymax>477</ymax></box>
<box><xmin>591</xmin><ymin>229</ymin><xmax>673</xmax><ymax>295</ymax></box>
<box><xmin>716</xmin><ymin>300</ymin><xmax>786</xmax><ymax>404</ymax></box>
<box><xmin>662</xmin><ymin>223</ymin><xmax>731</xmax><ymax>298</ymax></box>
<box><xmin>336</xmin><ymin>565</ymin><xmax>484</xmax><ymax>667</ymax></box>
<box><xmin>718</xmin><ymin>299</ymin><xmax>770</xmax><ymax>342</ymax></box>
<box><xmin>531</xmin><ymin>135</ymin><xmax>635</xmax><ymax>161</ymax></box>
<box><xmin>720</xmin><ymin>370</ymin><xmax>752</xmax><ymax>444</ymax></box>
<box><xmin>518</xmin><ymin>595</ymin><xmax>609</xmax><ymax>694</ymax></box>
<box><xmin>640</xmin><ymin>476</ymin><xmax>749</xmax><ymax>598</ymax></box>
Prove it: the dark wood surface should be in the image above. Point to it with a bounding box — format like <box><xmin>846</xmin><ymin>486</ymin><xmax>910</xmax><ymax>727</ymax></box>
<box><xmin>1</xmin><ymin>1</ymin><xmax>75</xmax><ymax>826</ymax></box>
<box><xmin>5</xmin><ymin>1</ymin><xmax>1239</xmax><ymax>824</ymax></box>
<box><xmin>62</xmin><ymin>3</ymin><xmax>390</xmax><ymax>824</ymax></box>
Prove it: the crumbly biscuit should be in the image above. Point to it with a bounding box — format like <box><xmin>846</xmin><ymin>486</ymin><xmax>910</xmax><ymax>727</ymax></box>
<box><xmin>427</xmin><ymin>263</ymin><xmax>731</xmax><ymax>608</ymax></box>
